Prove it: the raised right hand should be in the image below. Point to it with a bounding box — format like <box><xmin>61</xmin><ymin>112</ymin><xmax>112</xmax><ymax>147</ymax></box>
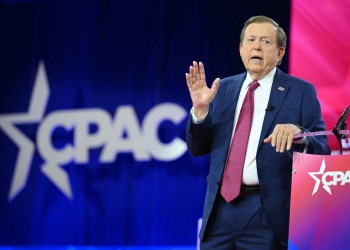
<box><xmin>185</xmin><ymin>61</ymin><xmax>220</xmax><ymax>118</ymax></box>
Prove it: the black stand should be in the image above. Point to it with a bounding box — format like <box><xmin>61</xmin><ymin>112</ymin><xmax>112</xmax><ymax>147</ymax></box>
<box><xmin>332</xmin><ymin>105</ymin><xmax>350</xmax><ymax>155</ymax></box>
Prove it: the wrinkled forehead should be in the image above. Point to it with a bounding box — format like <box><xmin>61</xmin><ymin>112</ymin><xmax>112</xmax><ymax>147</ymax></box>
<box><xmin>244</xmin><ymin>22</ymin><xmax>277</xmax><ymax>38</ymax></box>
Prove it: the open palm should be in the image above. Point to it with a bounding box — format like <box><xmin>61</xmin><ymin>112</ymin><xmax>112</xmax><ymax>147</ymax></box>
<box><xmin>186</xmin><ymin>61</ymin><xmax>220</xmax><ymax>117</ymax></box>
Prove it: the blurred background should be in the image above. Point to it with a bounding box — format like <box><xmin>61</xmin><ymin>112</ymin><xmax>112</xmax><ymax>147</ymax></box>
<box><xmin>0</xmin><ymin>0</ymin><xmax>349</xmax><ymax>248</ymax></box>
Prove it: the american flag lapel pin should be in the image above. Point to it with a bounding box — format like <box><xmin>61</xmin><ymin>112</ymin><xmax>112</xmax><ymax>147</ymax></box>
<box><xmin>278</xmin><ymin>87</ymin><xmax>285</xmax><ymax>91</ymax></box>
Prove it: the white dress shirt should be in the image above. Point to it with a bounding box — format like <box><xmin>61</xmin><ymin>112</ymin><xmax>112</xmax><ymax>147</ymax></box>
<box><xmin>191</xmin><ymin>68</ymin><xmax>276</xmax><ymax>185</ymax></box>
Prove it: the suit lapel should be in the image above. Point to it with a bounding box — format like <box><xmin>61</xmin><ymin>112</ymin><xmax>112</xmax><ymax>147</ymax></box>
<box><xmin>258</xmin><ymin>68</ymin><xmax>291</xmax><ymax>149</ymax></box>
<box><xmin>224</xmin><ymin>73</ymin><xmax>246</xmax><ymax>114</ymax></box>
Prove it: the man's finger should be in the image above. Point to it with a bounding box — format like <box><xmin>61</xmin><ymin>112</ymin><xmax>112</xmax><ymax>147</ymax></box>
<box><xmin>186</xmin><ymin>72</ymin><xmax>194</xmax><ymax>85</ymax></box>
<box><xmin>286</xmin><ymin>133</ymin><xmax>294</xmax><ymax>151</ymax></box>
<box><xmin>279</xmin><ymin>132</ymin><xmax>290</xmax><ymax>153</ymax></box>
<box><xmin>189</xmin><ymin>66</ymin><xmax>194</xmax><ymax>78</ymax></box>
<box><xmin>263</xmin><ymin>134</ymin><xmax>272</xmax><ymax>143</ymax></box>
<box><xmin>199</xmin><ymin>62</ymin><xmax>206</xmax><ymax>81</ymax></box>
<box><xmin>186</xmin><ymin>73</ymin><xmax>192</xmax><ymax>88</ymax></box>
<box><xmin>211</xmin><ymin>78</ymin><xmax>220</xmax><ymax>93</ymax></box>
<box><xmin>275</xmin><ymin>129</ymin><xmax>285</xmax><ymax>152</ymax></box>
<box><xmin>193</xmin><ymin>61</ymin><xmax>200</xmax><ymax>81</ymax></box>
<box><xmin>270</xmin><ymin>129</ymin><xmax>278</xmax><ymax>147</ymax></box>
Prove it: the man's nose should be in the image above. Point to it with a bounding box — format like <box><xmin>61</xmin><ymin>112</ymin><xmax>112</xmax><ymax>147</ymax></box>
<box><xmin>253</xmin><ymin>40</ymin><xmax>261</xmax><ymax>50</ymax></box>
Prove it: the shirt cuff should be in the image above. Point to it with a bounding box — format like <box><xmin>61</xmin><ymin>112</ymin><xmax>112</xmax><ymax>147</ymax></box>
<box><xmin>190</xmin><ymin>107</ymin><xmax>208</xmax><ymax>124</ymax></box>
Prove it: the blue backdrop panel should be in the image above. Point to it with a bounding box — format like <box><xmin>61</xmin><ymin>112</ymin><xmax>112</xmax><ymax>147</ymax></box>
<box><xmin>0</xmin><ymin>0</ymin><xmax>290</xmax><ymax>246</ymax></box>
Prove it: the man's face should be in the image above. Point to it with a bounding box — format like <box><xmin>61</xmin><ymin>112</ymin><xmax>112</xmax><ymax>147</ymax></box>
<box><xmin>239</xmin><ymin>22</ymin><xmax>285</xmax><ymax>80</ymax></box>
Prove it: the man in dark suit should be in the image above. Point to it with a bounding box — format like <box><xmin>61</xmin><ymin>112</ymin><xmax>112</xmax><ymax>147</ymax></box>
<box><xmin>185</xmin><ymin>16</ymin><xmax>330</xmax><ymax>249</ymax></box>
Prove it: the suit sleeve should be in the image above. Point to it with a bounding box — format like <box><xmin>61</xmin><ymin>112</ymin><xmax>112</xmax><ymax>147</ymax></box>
<box><xmin>186</xmin><ymin>106</ymin><xmax>213</xmax><ymax>157</ymax></box>
<box><xmin>300</xmin><ymin>83</ymin><xmax>331</xmax><ymax>155</ymax></box>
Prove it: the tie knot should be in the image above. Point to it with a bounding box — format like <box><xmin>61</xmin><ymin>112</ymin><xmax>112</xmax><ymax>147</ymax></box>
<box><xmin>249</xmin><ymin>80</ymin><xmax>260</xmax><ymax>91</ymax></box>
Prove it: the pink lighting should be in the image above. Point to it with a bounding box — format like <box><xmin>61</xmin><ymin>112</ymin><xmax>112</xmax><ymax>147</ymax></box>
<box><xmin>290</xmin><ymin>0</ymin><xmax>350</xmax><ymax>150</ymax></box>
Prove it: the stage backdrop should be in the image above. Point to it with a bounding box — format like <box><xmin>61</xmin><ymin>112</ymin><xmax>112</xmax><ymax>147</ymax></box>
<box><xmin>0</xmin><ymin>0</ymin><xmax>291</xmax><ymax>246</ymax></box>
<box><xmin>290</xmin><ymin>0</ymin><xmax>350</xmax><ymax>152</ymax></box>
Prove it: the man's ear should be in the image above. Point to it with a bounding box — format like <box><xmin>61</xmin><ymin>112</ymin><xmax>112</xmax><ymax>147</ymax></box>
<box><xmin>277</xmin><ymin>47</ymin><xmax>285</xmax><ymax>62</ymax></box>
<box><xmin>239</xmin><ymin>43</ymin><xmax>243</xmax><ymax>58</ymax></box>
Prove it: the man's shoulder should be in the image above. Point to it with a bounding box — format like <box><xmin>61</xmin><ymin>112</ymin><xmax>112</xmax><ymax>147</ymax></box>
<box><xmin>219</xmin><ymin>72</ymin><xmax>247</xmax><ymax>86</ymax></box>
<box><xmin>276</xmin><ymin>68</ymin><xmax>314</xmax><ymax>87</ymax></box>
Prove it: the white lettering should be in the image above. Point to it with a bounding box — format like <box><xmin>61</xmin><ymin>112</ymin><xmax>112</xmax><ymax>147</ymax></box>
<box><xmin>332</xmin><ymin>171</ymin><xmax>344</xmax><ymax>185</ymax></box>
<box><xmin>322</xmin><ymin>172</ymin><xmax>333</xmax><ymax>186</ymax></box>
<box><xmin>38</xmin><ymin>104</ymin><xmax>188</xmax><ymax>166</ymax></box>
<box><xmin>143</xmin><ymin>103</ymin><xmax>187</xmax><ymax>161</ymax></box>
<box><xmin>341</xmin><ymin>171</ymin><xmax>350</xmax><ymax>185</ymax></box>
<box><xmin>1</xmin><ymin>60</ymin><xmax>189</xmax><ymax>202</ymax></box>
<box><xmin>100</xmin><ymin>106</ymin><xmax>149</xmax><ymax>162</ymax></box>
<box><xmin>37</xmin><ymin>111</ymin><xmax>76</xmax><ymax>165</ymax></box>
<box><xmin>309</xmin><ymin>159</ymin><xmax>350</xmax><ymax>195</ymax></box>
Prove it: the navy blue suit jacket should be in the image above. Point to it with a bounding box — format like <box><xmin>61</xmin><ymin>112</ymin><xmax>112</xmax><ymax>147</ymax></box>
<box><xmin>186</xmin><ymin>68</ymin><xmax>330</xmax><ymax>245</ymax></box>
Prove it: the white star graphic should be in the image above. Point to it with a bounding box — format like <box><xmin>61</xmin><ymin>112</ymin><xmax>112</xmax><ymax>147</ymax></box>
<box><xmin>308</xmin><ymin>158</ymin><xmax>331</xmax><ymax>195</ymax></box>
<box><xmin>0</xmin><ymin>61</ymin><xmax>50</xmax><ymax>201</ymax></box>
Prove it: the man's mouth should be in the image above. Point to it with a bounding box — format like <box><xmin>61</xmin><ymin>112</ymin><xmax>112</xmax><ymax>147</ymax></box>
<box><xmin>250</xmin><ymin>56</ymin><xmax>263</xmax><ymax>62</ymax></box>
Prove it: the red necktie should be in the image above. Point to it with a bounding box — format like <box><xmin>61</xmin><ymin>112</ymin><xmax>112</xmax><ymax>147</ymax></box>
<box><xmin>220</xmin><ymin>80</ymin><xmax>260</xmax><ymax>203</ymax></box>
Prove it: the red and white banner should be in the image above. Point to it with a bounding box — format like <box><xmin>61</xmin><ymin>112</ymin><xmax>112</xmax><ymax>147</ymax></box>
<box><xmin>289</xmin><ymin>152</ymin><xmax>350</xmax><ymax>249</ymax></box>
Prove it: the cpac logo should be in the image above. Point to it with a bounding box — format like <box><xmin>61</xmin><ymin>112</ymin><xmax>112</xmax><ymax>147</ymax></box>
<box><xmin>0</xmin><ymin>62</ymin><xmax>188</xmax><ymax>202</ymax></box>
<box><xmin>308</xmin><ymin>159</ymin><xmax>350</xmax><ymax>195</ymax></box>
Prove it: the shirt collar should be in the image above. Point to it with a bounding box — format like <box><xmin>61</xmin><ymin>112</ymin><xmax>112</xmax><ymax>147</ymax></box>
<box><xmin>243</xmin><ymin>67</ymin><xmax>277</xmax><ymax>91</ymax></box>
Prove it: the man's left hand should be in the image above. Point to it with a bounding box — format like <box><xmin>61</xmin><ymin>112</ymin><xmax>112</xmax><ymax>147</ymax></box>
<box><xmin>263</xmin><ymin>124</ymin><xmax>302</xmax><ymax>153</ymax></box>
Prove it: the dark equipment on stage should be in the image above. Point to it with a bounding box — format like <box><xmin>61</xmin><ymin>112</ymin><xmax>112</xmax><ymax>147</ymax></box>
<box><xmin>332</xmin><ymin>104</ymin><xmax>350</xmax><ymax>155</ymax></box>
